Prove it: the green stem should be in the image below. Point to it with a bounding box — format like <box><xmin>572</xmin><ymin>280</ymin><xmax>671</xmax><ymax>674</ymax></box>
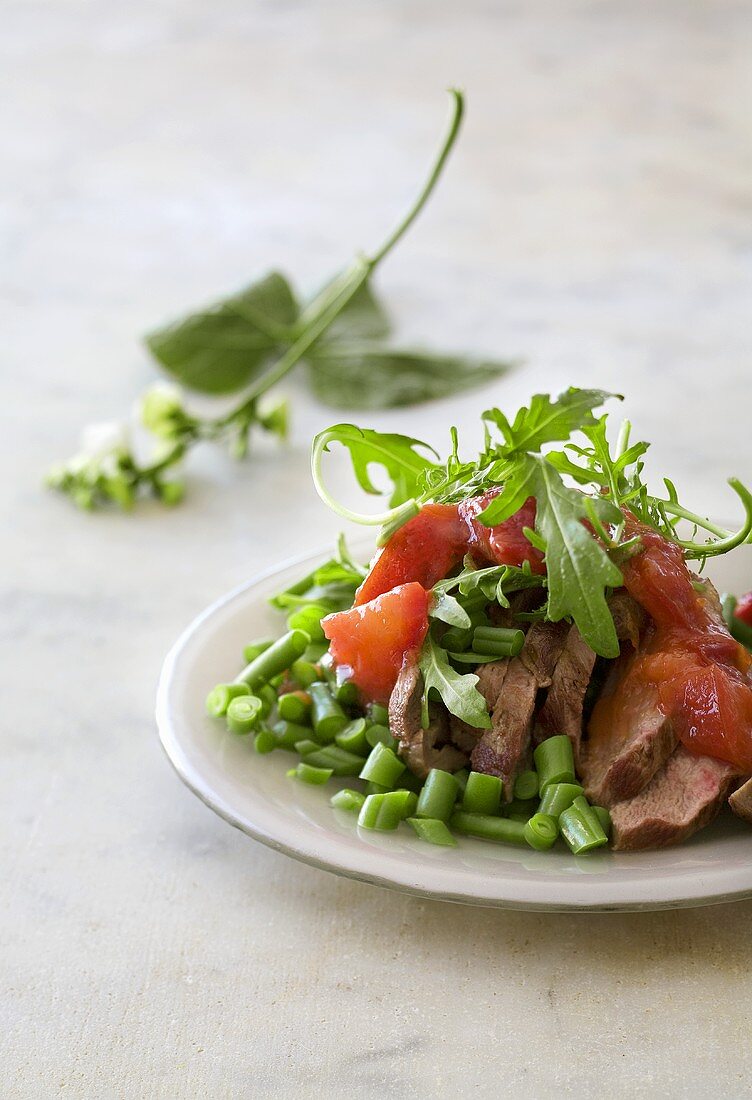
<box><xmin>658</xmin><ymin>477</ymin><xmax>752</xmax><ymax>556</ymax></box>
<box><xmin>215</xmin><ymin>258</ymin><xmax>371</xmax><ymax>431</ymax></box>
<box><xmin>209</xmin><ymin>89</ymin><xmax>466</xmax><ymax>440</ymax></box>
<box><xmin>369</xmin><ymin>88</ymin><xmax>465</xmax><ymax>266</ymax></box>
<box><xmin>137</xmin><ymin>441</ymin><xmax>187</xmax><ymax>480</ymax></box>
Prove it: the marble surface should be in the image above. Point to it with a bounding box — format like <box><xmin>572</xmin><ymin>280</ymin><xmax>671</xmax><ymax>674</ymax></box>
<box><xmin>4</xmin><ymin>2</ymin><xmax>752</xmax><ymax>1096</ymax></box>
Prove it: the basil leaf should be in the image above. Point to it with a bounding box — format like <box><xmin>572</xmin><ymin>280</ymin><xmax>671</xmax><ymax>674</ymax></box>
<box><xmin>316</xmin><ymin>424</ymin><xmax>439</xmax><ymax>507</ymax></box>
<box><xmin>483</xmin><ymin>388</ymin><xmax>617</xmax><ymax>455</ymax></box>
<box><xmin>307</xmin><ymin>347</ymin><xmax>510</xmax><ymax>410</ymax></box>
<box><xmin>419</xmin><ymin>631</ymin><xmax>491</xmax><ymax>729</ymax></box>
<box><xmin>317</xmin><ymin>282</ymin><xmax>391</xmax><ymax>343</ymax></box>
<box><xmin>145</xmin><ymin>272</ymin><xmax>299</xmax><ymax>395</ymax></box>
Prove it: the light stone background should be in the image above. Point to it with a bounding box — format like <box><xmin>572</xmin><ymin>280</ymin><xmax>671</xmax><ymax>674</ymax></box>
<box><xmin>4</xmin><ymin>2</ymin><xmax>752</xmax><ymax>1097</ymax></box>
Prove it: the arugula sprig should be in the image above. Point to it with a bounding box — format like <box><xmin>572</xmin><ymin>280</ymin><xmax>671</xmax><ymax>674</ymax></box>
<box><xmin>313</xmin><ymin>387</ymin><xmax>752</xmax><ymax>660</ymax></box>
<box><xmin>49</xmin><ymin>90</ymin><xmax>511</xmax><ymax>512</ymax></box>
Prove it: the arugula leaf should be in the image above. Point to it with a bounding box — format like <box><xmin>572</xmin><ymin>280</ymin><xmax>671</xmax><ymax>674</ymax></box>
<box><xmin>146</xmin><ymin>272</ymin><xmax>299</xmax><ymax>395</ymax></box>
<box><xmin>315</xmin><ymin>424</ymin><xmax>439</xmax><ymax>508</ymax></box>
<box><xmin>419</xmin><ymin>631</ymin><xmax>491</xmax><ymax>729</ymax></box>
<box><xmin>433</xmin><ymin>556</ymin><xmax>544</xmax><ymax>608</ymax></box>
<box><xmin>334</xmin><ymin>532</ymin><xmax>368</xmax><ymax>580</ymax></box>
<box><xmin>483</xmin><ymin>388</ymin><xmax>617</xmax><ymax>455</ymax></box>
<box><xmin>307</xmin><ymin>348</ymin><xmax>510</xmax><ymax>410</ymax></box>
<box><xmin>479</xmin><ymin>454</ymin><xmax>623</xmax><ymax>656</ymax></box>
<box><xmin>268</xmin><ymin>552</ymin><xmax>362</xmax><ymax>612</ymax></box>
<box><xmin>429</xmin><ymin>592</ymin><xmax>472</xmax><ymax>629</ymax></box>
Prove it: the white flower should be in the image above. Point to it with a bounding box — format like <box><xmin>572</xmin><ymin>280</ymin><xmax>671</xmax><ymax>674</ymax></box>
<box><xmin>79</xmin><ymin>420</ymin><xmax>130</xmax><ymax>461</ymax></box>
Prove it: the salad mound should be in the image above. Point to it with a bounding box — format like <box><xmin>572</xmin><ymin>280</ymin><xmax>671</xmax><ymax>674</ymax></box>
<box><xmin>207</xmin><ymin>389</ymin><xmax>752</xmax><ymax>854</ymax></box>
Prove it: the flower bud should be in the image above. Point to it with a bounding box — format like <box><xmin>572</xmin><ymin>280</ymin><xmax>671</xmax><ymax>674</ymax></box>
<box><xmin>140</xmin><ymin>383</ymin><xmax>184</xmax><ymax>437</ymax></box>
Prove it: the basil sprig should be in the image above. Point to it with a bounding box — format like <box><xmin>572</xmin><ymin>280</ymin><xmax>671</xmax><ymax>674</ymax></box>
<box><xmin>49</xmin><ymin>90</ymin><xmax>510</xmax><ymax>511</ymax></box>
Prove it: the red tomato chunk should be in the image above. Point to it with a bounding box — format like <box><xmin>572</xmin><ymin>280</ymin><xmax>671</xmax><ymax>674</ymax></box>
<box><xmin>594</xmin><ymin>515</ymin><xmax>752</xmax><ymax>772</ymax></box>
<box><xmin>735</xmin><ymin>591</ymin><xmax>752</xmax><ymax>628</ymax></box>
<box><xmin>322</xmin><ymin>582</ymin><xmax>431</xmax><ymax>704</ymax></box>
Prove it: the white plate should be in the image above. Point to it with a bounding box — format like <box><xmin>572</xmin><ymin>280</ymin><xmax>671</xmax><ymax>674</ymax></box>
<box><xmin>157</xmin><ymin>539</ymin><xmax>752</xmax><ymax>911</ymax></box>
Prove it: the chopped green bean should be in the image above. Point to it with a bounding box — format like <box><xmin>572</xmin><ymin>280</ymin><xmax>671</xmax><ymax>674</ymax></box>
<box><xmin>290</xmin><ymin>762</ymin><xmax>333</xmax><ymax>785</ymax></box>
<box><xmin>334</xmin><ymin>718</ymin><xmax>370</xmax><ymax>756</ymax></box>
<box><xmin>513</xmin><ymin>770</ymin><xmax>539</xmax><ymax>801</ymax></box>
<box><xmin>242</xmin><ymin>638</ymin><xmax>274</xmax><ymax>663</ymax></box>
<box><xmin>257</xmin><ymin>683</ymin><xmax>278</xmax><ymax>719</ymax></box>
<box><xmin>462</xmin><ymin>772</ymin><xmax>503</xmax><ymax>815</ymax></box>
<box><xmin>524</xmin><ymin>813</ymin><xmax>559</xmax><ymax>851</ymax></box>
<box><xmin>317</xmin><ymin>653</ymin><xmax>336</xmax><ymax>684</ymax></box>
<box><xmin>407</xmin><ymin>817</ymin><xmax>458</xmax><ymax>846</ymax></box>
<box><xmin>559</xmin><ymin>796</ymin><xmax>608</xmax><ymax>853</ymax></box>
<box><xmin>293</xmin><ymin>739</ymin><xmax>320</xmax><ymax>757</ymax></box>
<box><xmin>450</xmin><ymin>812</ymin><xmax>527</xmax><ymax>845</ymax></box>
<box><xmin>278</xmin><ymin>691</ymin><xmax>312</xmax><ymax>725</ymax></box>
<box><xmin>538</xmin><ymin>782</ymin><xmax>584</xmax><ymax>819</ymax></box>
<box><xmin>357</xmin><ymin>792</ymin><xmax>404</xmax><ymax>831</ymax></box>
<box><xmin>330</xmin><ymin>788</ymin><xmax>366</xmax><ymax>814</ymax></box>
<box><xmin>301</xmin><ymin>745</ymin><xmax>365</xmax><ymax>777</ymax></box>
<box><xmin>309</xmin><ymin>681</ymin><xmax>348</xmax><ymax>742</ymax></box>
<box><xmin>442</xmin><ymin>626</ymin><xmax>473</xmax><ymax>651</ymax></box>
<box><xmin>472</xmin><ymin>625</ymin><xmax>525</xmax><ymax>657</ymax></box>
<box><xmin>591</xmin><ymin>805</ymin><xmax>612</xmax><ymax>838</ymax></box>
<box><xmin>416</xmin><ymin>769</ymin><xmax>459</xmax><ymax>822</ymax></box>
<box><xmin>254</xmin><ymin>728</ymin><xmax>278</xmax><ymax>754</ymax></box>
<box><xmin>359</xmin><ymin>742</ymin><xmax>406</xmax><ymax>788</ymax></box>
<box><xmin>364</xmin><ymin>780</ymin><xmax>390</xmax><ymax>796</ymax></box>
<box><xmin>368</xmin><ymin>703</ymin><xmax>389</xmax><ymax>726</ymax></box>
<box><xmin>205</xmin><ymin>682</ymin><xmax>251</xmax><ymax>718</ymax></box>
<box><xmin>365</xmin><ymin>723</ymin><xmax>397</xmax><ymax>750</ymax></box>
<box><xmin>334</xmin><ymin>681</ymin><xmax>360</xmax><ymax>708</ymax></box>
<box><xmin>226</xmin><ymin>695</ymin><xmax>263</xmax><ymax>734</ymax></box>
<box><xmin>290</xmin><ymin>658</ymin><xmax>321</xmax><ymax>688</ymax></box>
<box><xmin>533</xmin><ymin>735</ymin><xmax>576</xmax><ymax>792</ymax></box>
<box><xmin>272</xmin><ymin>719</ymin><xmax>313</xmax><ymax>750</ymax></box>
<box><xmin>304</xmin><ymin>641</ymin><xmax>329</xmax><ymax>663</ymax></box>
<box><xmin>286</xmin><ymin>603</ymin><xmax>329</xmax><ymax>643</ymax></box>
<box><xmin>235</xmin><ymin>629</ymin><xmax>310</xmax><ymax>689</ymax></box>
<box><xmin>387</xmin><ymin>789</ymin><xmax>419</xmax><ymax>820</ymax></box>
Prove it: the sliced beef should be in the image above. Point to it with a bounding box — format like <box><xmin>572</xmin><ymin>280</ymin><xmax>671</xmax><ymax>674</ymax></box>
<box><xmin>611</xmin><ymin>747</ymin><xmax>738</xmax><ymax>850</ymax></box>
<box><xmin>580</xmin><ymin>652</ymin><xmax>678</xmax><ymax>807</ymax></box>
<box><xmin>534</xmin><ymin>626</ymin><xmax>597</xmax><ymax>763</ymax></box>
<box><xmin>389</xmin><ymin>664</ymin><xmax>467</xmax><ymax>779</ymax></box>
<box><xmin>519</xmin><ymin>619</ymin><xmax>569</xmax><ymax>687</ymax></box>
<box><xmin>533</xmin><ymin>592</ymin><xmax>643</xmax><ymax>762</ymax></box>
<box><xmin>729</xmin><ymin>775</ymin><xmax>752</xmax><ymax>824</ymax></box>
<box><xmin>470</xmin><ymin>661</ymin><xmax>537</xmax><ymax>795</ymax></box>
<box><xmin>449</xmin><ymin>659</ymin><xmax>509</xmax><ymax>753</ymax></box>
<box><xmin>470</xmin><ymin>621</ymin><xmax>569</xmax><ymax>797</ymax></box>
<box><xmin>476</xmin><ymin>659</ymin><xmax>511</xmax><ymax>706</ymax></box>
<box><xmin>607</xmin><ymin>589</ymin><xmax>647</xmax><ymax>649</ymax></box>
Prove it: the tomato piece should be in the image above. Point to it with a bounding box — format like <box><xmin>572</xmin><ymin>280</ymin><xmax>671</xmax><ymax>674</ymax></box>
<box><xmin>459</xmin><ymin>492</ymin><xmax>546</xmax><ymax>574</ymax></box>
<box><xmin>614</xmin><ymin>513</ymin><xmax>752</xmax><ymax>771</ymax></box>
<box><xmin>322</xmin><ymin>582</ymin><xmax>430</xmax><ymax>704</ymax></box>
<box><xmin>735</xmin><ymin>591</ymin><xmax>752</xmax><ymax>628</ymax></box>
<box><xmin>354</xmin><ymin>504</ymin><xmax>467</xmax><ymax>606</ymax></box>
<box><xmin>620</xmin><ymin>523</ymin><xmax>701</xmax><ymax>632</ymax></box>
<box><xmin>659</xmin><ymin>663</ymin><xmax>752</xmax><ymax>772</ymax></box>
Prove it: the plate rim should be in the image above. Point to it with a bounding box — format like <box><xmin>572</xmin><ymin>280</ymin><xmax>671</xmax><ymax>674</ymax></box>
<box><xmin>156</xmin><ymin>542</ymin><xmax>752</xmax><ymax>913</ymax></box>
